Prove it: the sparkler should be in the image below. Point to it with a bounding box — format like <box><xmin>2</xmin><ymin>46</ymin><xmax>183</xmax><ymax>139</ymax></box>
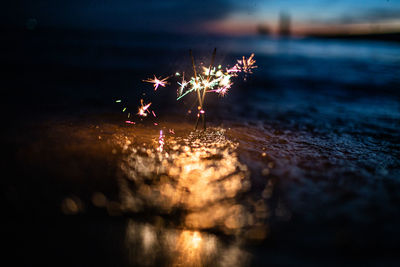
<box><xmin>115</xmin><ymin>51</ymin><xmax>256</xmax><ymax>131</ymax></box>
<box><xmin>176</xmin><ymin>50</ymin><xmax>256</xmax><ymax>130</ymax></box>
<box><xmin>197</xmin><ymin>48</ymin><xmax>217</xmax><ymax>130</ymax></box>
<box><xmin>143</xmin><ymin>75</ymin><xmax>169</xmax><ymax>90</ymax></box>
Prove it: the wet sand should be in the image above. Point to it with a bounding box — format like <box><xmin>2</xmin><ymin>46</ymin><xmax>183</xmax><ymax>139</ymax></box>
<box><xmin>3</xmin><ymin>108</ymin><xmax>400</xmax><ymax>266</ymax></box>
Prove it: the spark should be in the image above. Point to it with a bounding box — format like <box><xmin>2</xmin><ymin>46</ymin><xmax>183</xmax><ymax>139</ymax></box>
<box><xmin>226</xmin><ymin>65</ymin><xmax>240</xmax><ymax>74</ymax></box>
<box><xmin>178</xmin><ymin>64</ymin><xmax>234</xmax><ymax>100</ymax></box>
<box><xmin>143</xmin><ymin>75</ymin><xmax>169</xmax><ymax>91</ymax></box>
<box><xmin>235</xmin><ymin>53</ymin><xmax>257</xmax><ymax>74</ymax></box>
<box><xmin>202</xmin><ymin>66</ymin><xmax>214</xmax><ymax>76</ymax></box>
<box><xmin>177</xmin><ymin>73</ymin><xmax>189</xmax><ymax>97</ymax></box>
<box><xmin>125</xmin><ymin>120</ymin><xmax>135</xmax><ymax>124</ymax></box>
<box><xmin>137</xmin><ymin>99</ymin><xmax>152</xmax><ymax>117</ymax></box>
<box><xmin>115</xmin><ymin>100</ymin><xmax>122</xmax><ymax>103</ymax></box>
<box><xmin>214</xmin><ymin>84</ymin><xmax>231</xmax><ymax>97</ymax></box>
<box><xmin>152</xmin><ymin>110</ymin><xmax>156</xmax><ymax>117</ymax></box>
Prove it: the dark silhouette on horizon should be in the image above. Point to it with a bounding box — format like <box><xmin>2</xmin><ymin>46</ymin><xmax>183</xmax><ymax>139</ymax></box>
<box><xmin>279</xmin><ymin>12</ymin><xmax>291</xmax><ymax>36</ymax></box>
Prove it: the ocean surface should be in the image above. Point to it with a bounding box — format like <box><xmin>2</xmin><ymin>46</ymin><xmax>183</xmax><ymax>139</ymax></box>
<box><xmin>2</xmin><ymin>30</ymin><xmax>400</xmax><ymax>266</ymax></box>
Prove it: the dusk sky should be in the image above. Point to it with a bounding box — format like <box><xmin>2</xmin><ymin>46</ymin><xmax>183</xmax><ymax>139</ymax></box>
<box><xmin>5</xmin><ymin>0</ymin><xmax>400</xmax><ymax>35</ymax></box>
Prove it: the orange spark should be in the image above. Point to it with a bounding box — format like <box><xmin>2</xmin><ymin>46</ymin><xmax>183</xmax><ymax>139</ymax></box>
<box><xmin>137</xmin><ymin>99</ymin><xmax>152</xmax><ymax>116</ymax></box>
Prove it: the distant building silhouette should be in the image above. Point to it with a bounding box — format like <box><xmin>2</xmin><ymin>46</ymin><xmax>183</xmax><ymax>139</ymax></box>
<box><xmin>257</xmin><ymin>24</ymin><xmax>271</xmax><ymax>36</ymax></box>
<box><xmin>279</xmin><ymin>12</ymin><xmax>291</xmax><ymax>36</ymax></box>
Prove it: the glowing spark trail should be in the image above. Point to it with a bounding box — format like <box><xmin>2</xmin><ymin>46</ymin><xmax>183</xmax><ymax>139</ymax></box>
<box><xmin>137</xmin><ymin>99</ymin><xmax>152</xmax><ymax>117</ymax></box>
<box><xmin>143</xmin><ymin>75</ymin><xmax>169</xmax><ymax>90</ymax></box>
<box><xmin>157</xmin><ymin>130</ymin><xmax>164</xmax><ymax>152</ymax></box>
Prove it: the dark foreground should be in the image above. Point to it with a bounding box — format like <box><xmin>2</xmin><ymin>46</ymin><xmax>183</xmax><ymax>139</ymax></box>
<box><xmin>2</xmin><ymin>29</ymin><xmax>400</xmax><ymax>266</ymax></box>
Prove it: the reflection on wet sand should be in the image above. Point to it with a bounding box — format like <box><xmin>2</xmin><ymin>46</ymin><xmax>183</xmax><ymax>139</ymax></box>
<box><xmin>117</xmin><ymin>127</ymin><xmax>269</xmax><ymax>266</ymax></box>
<box><xmin>125</xmin><ymin>221</ymin><xmax>250</xmax><ymax>267</ymax></box>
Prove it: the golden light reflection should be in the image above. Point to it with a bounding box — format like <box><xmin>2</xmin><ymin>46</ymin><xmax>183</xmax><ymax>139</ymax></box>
<box><xmin>173</xmin><ymin>231</ymin><xmax>204</xmax><ymax>266</ymax></box>
<box><xmin>61</xmin><ymin>196</ymin><xmax>83</xmax><ymax>215</ymax></box>
<box><xmin>125</xmin><ymin>221</ymin><xmax>250</xmax><ymax>267</ymax></box>
<box><xmin>117</xmin><ymin>127</ymin><xmax>271</xmax><ymax>265</ymax></box>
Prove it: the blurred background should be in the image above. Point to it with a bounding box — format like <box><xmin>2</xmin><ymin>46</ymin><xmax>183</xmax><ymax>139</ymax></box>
<box><xmin>2</xmin><ymin>0</ymin><xmax>400</xmax><ymax>119</ymax></box>
<box><xmin>2</xmin><ymin>1</ymin><xmax>400</xmax><ymax>266</ymax></box>
<box><xmin>4</xmin><ymin>0</ymin><xmax>400</xmax><ymax>36</ymax></box>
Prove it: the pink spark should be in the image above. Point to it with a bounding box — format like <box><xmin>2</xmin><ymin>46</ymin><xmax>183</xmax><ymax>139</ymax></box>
<box><xmin>143</xmin><ymin>75</ymin><xmax>169</xmax><ymax>91</ymax></box>
<box><xmin>157</xmin><ymin>130</ymin><xmax>164</xmax><ymax>152</ymax></box>
<box><xmin>216</xmin><ymin>83</ymin><xmax>231</xmax><ymax>97</ymax></box>
<box><xmin>125</xmin><ymin>120</ymin><xmax>136</xmax><ymax>124</ymax></box>
<box><xmin>227</xmin><ymin>65</ymin><xmax>240</xmax><ymax>74</ymax></box>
